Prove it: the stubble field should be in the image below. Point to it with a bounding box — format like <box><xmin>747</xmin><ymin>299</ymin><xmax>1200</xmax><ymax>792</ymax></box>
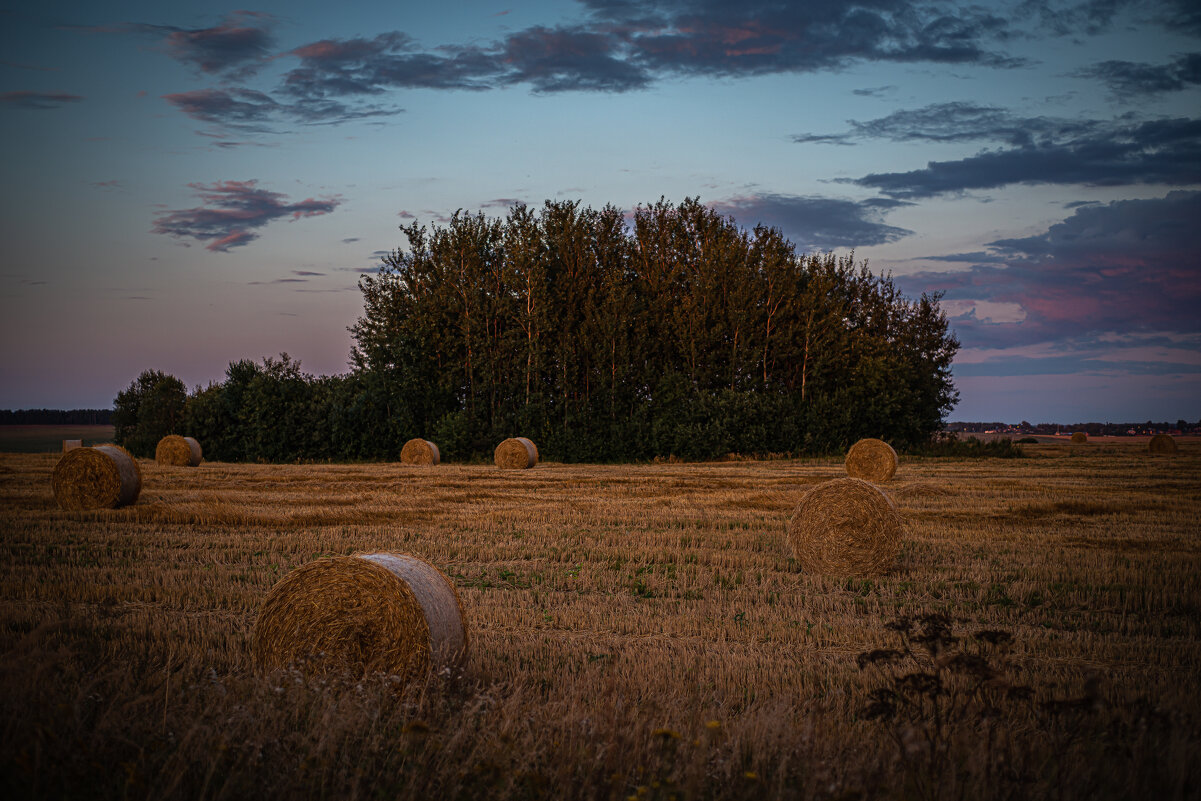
<box><xmin>1</xmin><ymin>441</ymin><xmax>1198</xmax><ymax>800</ymax></box>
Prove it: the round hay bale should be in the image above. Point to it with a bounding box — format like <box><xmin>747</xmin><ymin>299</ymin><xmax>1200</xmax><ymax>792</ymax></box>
<box><xmin>1148</xmin><ymin>433</ymin><xmax>1178</xmax><ymax>454</ymax></box>
<box><xmin>401</xmin><ymin>438</ymin><xmax>440</xmax><ymax>465</ymax></box>
<box><xmin>62</xmin><ymin>439</ymin><xmax>82</xmax><ymax>453</ymax></box>
<box><xmin>51</xmin><ymin>444</ymin><xmax>142</xmax><ymax>510</ymax></box>
<box><xmin>519</xmin><ymin>436</ymin><xmax>540</xmax><ymax>464</ymax></box>
<box><xmin>844</xmin><ymin>438</ymin><xmax>898</xmax><ymax>482</ymax></box>
<box><xmin>1070</xmin><ymin>431</ymin><xmax>1088</xmax><ymax>443</ymax></box>
<box><xmin>252</xmin><ymin>553</ymin><xmax>468</xmax><ymax>681</ymax></box>
<box><xmin>787</xmin><ymin>478</ymin><xmax>903</xmax><ymax>577</ymax></box>
<box><xmin>495</xmin><ymin>437</ymin><xmax>538</xmax><ymax>469</ymax></box>
<box><xmin>156</xmin><ymin>435</ymin><xmax>202</xmax><ymax>466</ymax></box>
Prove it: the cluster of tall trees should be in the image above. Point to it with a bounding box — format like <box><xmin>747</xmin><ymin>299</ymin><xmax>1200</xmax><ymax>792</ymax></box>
<box><xmin>115</xmin><ymin>198</ymin><xmax>959</xmax><ymax>462</ymax></box>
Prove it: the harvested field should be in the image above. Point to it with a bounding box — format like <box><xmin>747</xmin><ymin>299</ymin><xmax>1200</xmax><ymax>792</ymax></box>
<box><xmin>0</xmin><ymin>439</ymin><xmax>1198</xmax><ymax>800</ymax></box>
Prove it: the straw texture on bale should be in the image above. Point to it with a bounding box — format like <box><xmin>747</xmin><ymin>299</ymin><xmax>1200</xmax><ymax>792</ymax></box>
<box><xmin>1071</xmin><ymin>432</ymin><xmax>1088</xmax><ymax>443</ymax></box>
<box><xmin>495</xmin><ymin>437</ymin><xmax>538</xmax><ymax>469</ymax></box>
<box><xmin>1149</xmin><ymin>433</ymin><xmax>1178</xmax><ymax>454</ymax></box>
<box><xmin>51</xmin><ymin>444</ymin><xmax>142</xmax><ymax>510</ymax></box>
<box><xmin>156</xmin><ymin>435</ymin><xmax>202</xmax><ymax>466</ymax></box>
<box><xmin>787</xmin><ymin>477</ymin><xmax>903</xmax><ymax>577</ymax></box>
<box><xmin>252</xmin><ymin>553</ymin><xmax>468</xmax><ymax>681</ymax></box>
<box><xmin>62</xmin><ymin>440</ymin><xmax>82</xmax><ymax>453</ymax></box>
<box><xmin>401</xmin><ymin>438</ymin><xmax>440</xmax><ymax>465</ymax></box>
<box><xmin>844</xmin><ymin>438</ymin><xmax>899</xmax><ymax>482</ymax></box>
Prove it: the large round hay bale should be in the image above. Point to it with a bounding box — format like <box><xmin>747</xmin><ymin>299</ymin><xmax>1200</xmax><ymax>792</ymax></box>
<box><xmin>401</xmin><ymin>438</ymin><xmax>440</xmax><ymax>465</ymax></box>
<box><xmin>252</xmin><ymin>553</ymin><xmax>468</xmax><ymax>682</ymax></box>
<box><xmin>519</xmin><ymin>436</ymin><xmax>540</xmax><ymax>464</ymax></box>
<box><xmin>156</xmin><ymin>435</ymin><xmax>202</xmax><ymax>466</ymax></box>
<box><xmin>1149</xmin><ymin>433</ymin><xmax>1178</xmax><ymax>454</ymax></box>
<box><xmin>844</xmin><ymin>438</ymin><xmax>898</xmax><ymax>482</ymax></box>
<box><xmin>62</xmin><ymin>439</ymin><xmax>82</xmax><ymax>453</ymax></box>
<box><xmin>51</xmin><ymin>444</ymin><xmax>142</xmax><ymax>510</ymax></box>
<box><xmin>1070</xmin><ymin>431</ymin><xmax>1088</xmax><ymax>443</ymax></box>
<box><xmin>787</xmin><ymin>478</ymin><xmax>903</xmax><ymax>577</ymax></box>
<box><xmin>495</xmin><ymin>437</ymin><xmax>538</xmax><ymax>469</ymax></box>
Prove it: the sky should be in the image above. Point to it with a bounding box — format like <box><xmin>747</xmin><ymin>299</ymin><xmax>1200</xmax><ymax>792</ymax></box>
<box><xmin>1</xmin><ymin>0</ymin><xmax>1199</xmax><ymax>423</ymax></box>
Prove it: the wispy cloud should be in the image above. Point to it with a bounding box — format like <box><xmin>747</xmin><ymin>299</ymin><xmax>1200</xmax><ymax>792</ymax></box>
<box><xmin>78</xmin><ymin>11</ymin><xmax>276</xmax><ymax>78</ymax></box>
<box><xmin>708</xmin><ymin>193</ymin><xmax>913</xmax><ymax>251</ymax></box>
<box><xmin>163</xmin><ymin>87</ymin><xmax>401</xmax><ymax>129</ymax></box>
<box><xmin>849</xmin><ymin>114</ymin><xmax>1201</xmax><ymax>197</ymax></box>
<box><xmin>1</xmin><ymin>91</ymin><xmax>83</xmax><ymax>110</ymax></box>
<box><xmin>151</xmin><ymin>180</ymin><xmax>341</xmax><ymax>252</ymax></box>
<box><xmin>794</xmin><ymin>102</ymin><xmax>1102</xmax><ymax>147</ymax></box>
<box><xmin>1076</xmin><ymin>53</ymin><xmax>1201</xmax><ymax>98</ymax></box>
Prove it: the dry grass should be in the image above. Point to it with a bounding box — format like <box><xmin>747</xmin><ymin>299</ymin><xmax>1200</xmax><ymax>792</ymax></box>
<box><xmin>1</xmin><ymin>439</ymin><xmax>1199</xmax><ymax>800</ymax></box>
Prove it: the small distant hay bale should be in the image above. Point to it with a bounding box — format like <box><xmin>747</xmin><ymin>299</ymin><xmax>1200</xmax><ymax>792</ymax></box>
<box><xmin>401</xmin><ymin>438</ymin><xmax>440</xmax><ymax>465</ymax></box>
<box><xmin>62</xmin><ymin>439</ymin><xmax>82</xmax><ymax>453</ymax></box>
<box><xmin>495</xmin><ymin>437</ymin><xmax>538</xmax><ymax>469</ymax></box>
<box><xmin>156</xmin><ymin>435</ymin><xmax>202</xmax><ymax>466</ymax></box>
<box><xmin>1070</xmin><ymin>432</ymin><xmax>1088</xmax><ymax>443</ymax></box>
<box><xmin>52</xmin><ymin>444</ymin><xmax>142</xmax><ymax>510</ymax></box>
<box><xmin>845</xmin><ymin>438</ymin><xmax>898</xmax><ymax>482</ymax></box>
<box><xmin>1149</xmin><ymin>433</ymin><xmax>1178</xmax><ymax>454</ymax></box>
<box><xmin>787</xmin><ymin>477</ymin><xmax>903</xmax><ymax>577</ymax></box>
<box><xmin>252</xmin><ymin>553</ymin><xmax>468</xmax><ymax>682</ymax></box>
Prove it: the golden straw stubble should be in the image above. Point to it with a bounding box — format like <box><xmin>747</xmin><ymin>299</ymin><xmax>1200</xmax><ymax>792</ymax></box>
<box><xmin>252</xmin><ymin>554</ymin><xmax>467</xmax><ymax>682</ymax></box>
<box><xmin>495</xmin><ymin>437</ymin><xmax>538</xmax><ymax>469</ymax></box>
<box><xmin>401</xmin><ymin>438</ymin><xmax>440</xmax><ymax>465</ymax></box>
<box><xmin>51</xmin><ymin>444</ymin><xmax>142</xmax><ymax>510</ymax></box>
<box><xmin>1148</xmin><ymin>433</ymin><xmax>1177</xmax><ymax>454</ymax></box>
<box><xmin>156</xmin><ymin>435</ymin><xmax>202</xmax><ymax>466</ymax></box>
<box><xmin>844</xmin><ymin>438</ymin><xmax>898</xmax><ymax>482</ymax></box>
<box><xmin>787</xmin><ymin>477</ymin><xmax>903</xmax><ymax>577</ymax></box>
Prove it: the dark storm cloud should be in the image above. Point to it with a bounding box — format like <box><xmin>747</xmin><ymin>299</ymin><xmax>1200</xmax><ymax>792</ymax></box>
<box><xmin>1077</xmin><ymin>53</ymin><xmax>1201</xmax><ymax>97</ymax></box>
<box><xmin>852</xmin><ymin>116</ymin><xmax>1201</xmax><ymax>197</ymax></box>
<box><xmin>708</xmin><ymin>193</ymin><xmax>913</xmax><ymax>251</ymax></box>
<box><xmin>151</xmin><ymin>180</ymin><xmax>341</xmax><ymax>252</ymax></box>
<box><xmin>78</xmin><ymin>11</ymin><xmax>275</xmax><ymax>78</ymax></box>
<box><xmin>0</xmin><ymin>90</ymin><xmax>83</xmax><ymax>109</ymax></box>
<box><xmin>897</xmin><ymin>192</ymin><xmax>1201</xmax><ymax>350</ymax></box>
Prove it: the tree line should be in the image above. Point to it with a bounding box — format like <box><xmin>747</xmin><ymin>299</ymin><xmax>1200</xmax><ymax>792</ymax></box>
<box><xmin>0</xmin><ymin>409</ymin><xmax>113</xmax><ymax>425</ymax></box>
<box><xmin>114</xmin><ymin>198</ymin><xmax>960</xmax><ymax>462</ymax></box>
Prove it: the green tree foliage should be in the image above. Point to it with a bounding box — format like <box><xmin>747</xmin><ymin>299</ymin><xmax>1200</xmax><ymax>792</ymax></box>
<box><xmin>350</xmin><ymin>198</ymin><xmax>959</xmax><ymax>462</ymax></box>
<box><xmin>155</xmin><ymin>198</ymin><xmax>958</xmax><ymax>463</ymax></box>
<box><xmin>113</xmin><ymin>370</ymin><xmax>186</xmax><ymax>457</ymax></box>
